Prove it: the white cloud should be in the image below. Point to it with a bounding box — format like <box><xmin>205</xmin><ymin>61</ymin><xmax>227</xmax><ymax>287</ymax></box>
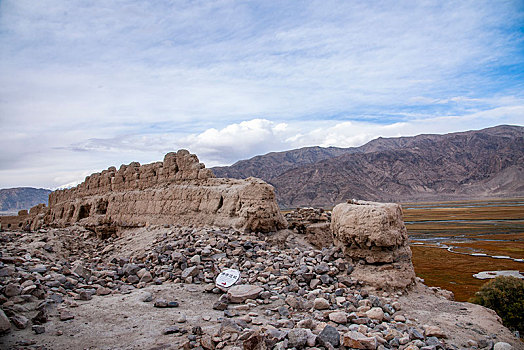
<box><xmin>0</xmin><ymin>102</ymin><xmax>522</xmax><ymax>189</ymax></box>
<box><xmin>180</xmin><ymin>119</ymin><xmax>289</xmax><ymax>165</ymax></box>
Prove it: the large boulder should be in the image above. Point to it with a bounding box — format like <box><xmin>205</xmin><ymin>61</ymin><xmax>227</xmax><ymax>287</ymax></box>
<box><xmin>331</xmin><ymin>200</ymin><xmax>415</xmax><ymax>290</ymax></box>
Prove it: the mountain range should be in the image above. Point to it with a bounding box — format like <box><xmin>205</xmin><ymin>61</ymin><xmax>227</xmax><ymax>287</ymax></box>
<box><xmin>212</xmin><ymin>125</ymin><xmax>524</xmax><ymax>208</ymax></box>
<box><xmin>0</xmin><ymin>187</ymin><xmax>51</xmax><ymax>213</ymax></box>
<box><xmin>1</xmin><ymin>125</ymin><xmax>522</xmax><ymax>211</ymax></box>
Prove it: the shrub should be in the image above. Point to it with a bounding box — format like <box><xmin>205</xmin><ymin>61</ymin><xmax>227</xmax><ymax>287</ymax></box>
<box><xmin>470</xmin><ymin>276</ymin><xmax>524</xmax><ymax>334</ymax></box>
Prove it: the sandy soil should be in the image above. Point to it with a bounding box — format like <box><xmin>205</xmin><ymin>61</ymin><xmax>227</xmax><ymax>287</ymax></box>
<box><xmin>2</xmin><ymin>281</ymin><xmax>522</xmax><ymax>350</ymax></box>
<box><xmin>0</xmin><ymin>283</ymin><xmax>224</xmax><ymax>350</ymax></box>
<box><xmin>399</xmin><ymin>283</ymin><xmax>524</xmax><ymax>349</ymax></box>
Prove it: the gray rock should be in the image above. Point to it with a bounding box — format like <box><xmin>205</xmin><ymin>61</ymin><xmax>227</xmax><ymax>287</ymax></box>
<box><xmin>243</xmin><ymin>332</ymin><xmax>267</xmax><ymax>350</ymax></box>
<box><xmin>314</xmin><ymin>263</ymin><xmax>330</xmax><ymax>274</ymax></box>
<box><xmin>382</xmin><ymin>303</ymin><xmax>395</xmax><ymax>315</ymax></box>
<box><xmin>10</xmin><ymin>314</ymin><xmax>29</xmax><ymax>329</ymax></box>
<box><xmin>266</xmin><ymin>328</ymin><xmax>286</xmax><ymax>346</ymax></box>
<box><xmin>59</xmin><ymin>309</ymin><xmax>74</xmax><ymax>321</ymax></box>
<box><xmin>227</xmin><ymin>284</ymin><xmax>263</xmax><ymax>303</ymax></box>
<box><xmin>287</xmin><ymin>328</ymin><xmax>309</xmax><ymax>348</ymax></box>
<box><xmin>273</xmin><ymin>340</ymin><xmax>288</xmax><ymax>350</ymax></box>
<box><xmin>31</xmin><ymin>264</ymin><xmax>48</xmax><ymax>274</ymax></box>
<box><xmin>78</xmin><ymin>290</ymin><xmax>92</xmax><ymax>301</ymax></box>
<box><xmin>413</xmin><ymin>339</ymin><xmax>425</xmax><ymax>347</ymax></box>
<box><xmin>189</xmin><ymin>255</ymin><xmax>201</xmax><ymax>264</ymax></box>
<box><xmin>366</xmin><ymin>307</ymin><xmax>384</xmax><ymax>321</ymax></box>
<box><xmin>181</xmin><ymin>266</ymin><xmax>199</xmax><ymax>279</ymax></box>
<box><xmin>277</xmin><ymin>306</ymin><xmax>290</xmax><ymax>317</ymax></box>
<box><xmin>478</xmin><ymin>339</ymin><xmax>491</xmax><ymax>349</ymax></box>
<box><xmin>72</xmin><ymin>262</ymin><xmax>92</xmax><ymax>281</ymax></box>
<box><xmin>32</xmin><ymin>324</ymin><xmax>45</xmax><ymax>334</ymax></box>
<box><xmin>154</xmin><ymin>299</ymin><xmax>179</xmax><ymax>308</ymax></box>
<box><xmin>0</xmin><ymin>267</ymin><xmax>15</xmax><ymax>277</ymax></box>
<box><xmin>163</xmin><ymin>325</ymin><xmax>181</xmax><ymax>335</ymax></box>
<box><xmin>302</xmin><ymin>273</ymin><xmax>315</xmax><ymax>282</ymax></box>
<box><xmin>140</xmin><ymin>292</ymin><xmax>153</xmax><ymax>302</ymax></box>
<box><xmin>426</xmin><ymin>337</ymin><xmax>442</xmax><ymax>346</ymax></box>
<box><xmin>297</xmin><ymin>319</ymin><xmax>314</xmax><ymax>329</ymax></box>
<box><xmin>200</xmin><ymin>334</ymin><xmax>215</xmax><ymax>350</ymax></box>
<box><xmin>96</xmin><ymin>287</ymin><xmax>112</xmax><ymax>296</ymax></box>
<box><xmin>4</xmin><ymin>283</ymin><xmax>22</xmax><ymax>297</ymax></box>
<box><xmin>494</xmin><ymin>342</ymin><xmax>512</xmax><ymax>350</ymax></box>
<box><xmin>317</xmin><ymin>325</ymin><xmax>340</xmax><ymax>347</ymax></box>
<box><xmin>127</xmin><ymin>275</ymin><xmax>139</xmax><ymax>284</ymax></box>
<box><xmin>409</xmin><ymin>327</ymin><xmax>424</xmax><ymax>340</ymax></box>
<box><xmin>122</xmin><ymin>263</ymin><xmax>140</xmax><ymax>276</ymax></box>
<box><xmin>32</xmin><ymin>309</ymin><xmax>48</xmax><ymax>325</ymax></box>
<box><xmin>285</xmin><ymin>295</ymin><xmax>302</xmax><ymax>310</ymax></box>
<box><xmin>319</xmin><ymin>274</ymin><xmax>332</xmax><ymax>284</ymax></box>
<box><xmin>0</xmin><ymin>309</ymin><xmax>11</xmax><ymax>333</ymax></box>
<box><xmin>213</xmin><ymin>300</ymin><xmax>228</xmax><ymax>311</ymax></box>
<box><xmin>139</xmin><ymin>271</ymin><xmax>153</xmax><ymax>283</ymax></box>
<box><xmin>328</xmin><ymin>311</ymin><xmax>347</xmax><ymax>324</ymax></box>
<box><xmin>219</xmin><ymin>319</ymin><xmax>242</xmax><ymax>335</ymax></box>
<box><xmin>389</xmin><ymin>338</ymin><xmax>400</xmax><ymax>347</ymax></box>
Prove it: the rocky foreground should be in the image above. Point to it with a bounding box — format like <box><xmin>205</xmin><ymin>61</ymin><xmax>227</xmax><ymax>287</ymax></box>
<box><xmin>0</xmin><ymin>225</ymin><xmax>521</xmax><ymax>350</ymax></box>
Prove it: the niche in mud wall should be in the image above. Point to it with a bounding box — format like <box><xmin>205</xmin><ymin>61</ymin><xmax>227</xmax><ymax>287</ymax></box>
<box><xmin>96</xmin><ymin>199</ymin><xmax>108</xmax><ymax>215</ymax></box>
<box><xmin>217</xmin><ymin>195</ymin><xmax>224</xmax><ymax>211</ymax></box>
<box><xmin>78</xmin><ymin>204</ymin><xmax>91</xmax><ymax>220</ymax></box>
<box><xmin>67</xmin><ymin>205</ymin><xmax>75</xmax><ymax>220</ymax></box>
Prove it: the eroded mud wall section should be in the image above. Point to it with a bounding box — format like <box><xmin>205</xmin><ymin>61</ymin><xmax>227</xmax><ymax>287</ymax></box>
<box><xmin>42</xmin><ymin>150</ymin><xmax>286</xmax><ymax>233</ymax></box>
<box><xmin>331</xmin><ymin>200</ymin><xmax>416</xmax><ymax>290</ymax></box>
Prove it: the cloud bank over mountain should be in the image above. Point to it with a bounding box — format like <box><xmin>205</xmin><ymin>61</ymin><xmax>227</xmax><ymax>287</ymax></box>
<box><xmin>0</xmin><ymin>1</ymin><xmax>522</xmax><ymax>188</ymax></box>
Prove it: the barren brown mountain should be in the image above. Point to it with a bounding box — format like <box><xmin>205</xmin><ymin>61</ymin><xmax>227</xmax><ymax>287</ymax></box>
<box><xmin>212</xmin><ymin>125</ymin><xmax>524</xmax><ymax>207</ymax></box>
<box><xmin>0</xmin><ymin>187</ymin><xmax>51</xmax><ymax>212</ymax></box>
<box><xmin>212</xmin><ymin>146</ymin><xmax>353</xmax><ymax>180</ymax></box>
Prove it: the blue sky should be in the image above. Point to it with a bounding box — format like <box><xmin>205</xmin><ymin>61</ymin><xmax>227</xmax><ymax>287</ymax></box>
<box><xmin>1</xmin><ymin>0</ymin><xmax>523</xmax><ymax>189</ymax></box>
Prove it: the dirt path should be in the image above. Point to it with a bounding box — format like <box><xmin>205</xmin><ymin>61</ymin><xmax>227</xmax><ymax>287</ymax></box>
<box><xmin>1</xmin><ymin>283</ymin><xmax>225</xmax><ymax>349</ymax></box>
<box><xmin>400</xmin><ymin>283</ymin><xmax>524</xmax><ymax>349</ymax></box>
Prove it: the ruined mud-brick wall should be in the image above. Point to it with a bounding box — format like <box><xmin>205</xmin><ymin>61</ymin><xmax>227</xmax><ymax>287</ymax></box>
<box><xmin>1</xmin><ymin>150</ymin><xmax>287</xmax><ymax>234</ymax></box>
<box><xmin>0</xmin><ymin>204</ymin><xmax>47</xmax><ymax>232</ymax></box>
<box><xmin>0</xmin><ymin>210</ymin><xmax>31</xmax><ymax>231</ymax></box>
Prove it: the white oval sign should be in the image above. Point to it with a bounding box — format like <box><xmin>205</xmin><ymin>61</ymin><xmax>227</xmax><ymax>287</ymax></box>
<box><xmin>215</xmin><ymin>268</ymin><xmax>240</xmax><ymax>289</ymax></box>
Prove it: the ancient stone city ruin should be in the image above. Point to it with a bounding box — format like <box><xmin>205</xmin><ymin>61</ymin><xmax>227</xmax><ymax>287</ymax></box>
<box><xmin>1</xmin><ymin>150</ymin><xmax>287</xmax><ymax>235</ymax></box>
<box><xmin>0</xmin><ymin>150</ymin><xmax>416</xmax><ymax>291</ymax></box>
<box><xmin>0</xmin><ymin>150</ymin><xmax>520</xmax><ymax>349</ymax></box>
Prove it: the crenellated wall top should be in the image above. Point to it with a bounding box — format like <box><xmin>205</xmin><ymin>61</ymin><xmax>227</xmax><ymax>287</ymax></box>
<box><xmin>49</xmin><ymin>150</ymin><xmax>214</xmax><ymax>206</ymax></box>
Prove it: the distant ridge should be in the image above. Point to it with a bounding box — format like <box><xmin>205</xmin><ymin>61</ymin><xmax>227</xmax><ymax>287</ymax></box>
<box><xmin>0</xmin><ymin>187</ymin><xmax>51</xmax><ymax>212</ymax></box>
<box><xmin>212</xmin><ymin>125</ymin><xmax>524</xmax><ymax>207</ymax></box>
<box><xmin>213</xmin><ymin>146</ymin><xmax>354</xmax><ymax>180</ymax></box>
